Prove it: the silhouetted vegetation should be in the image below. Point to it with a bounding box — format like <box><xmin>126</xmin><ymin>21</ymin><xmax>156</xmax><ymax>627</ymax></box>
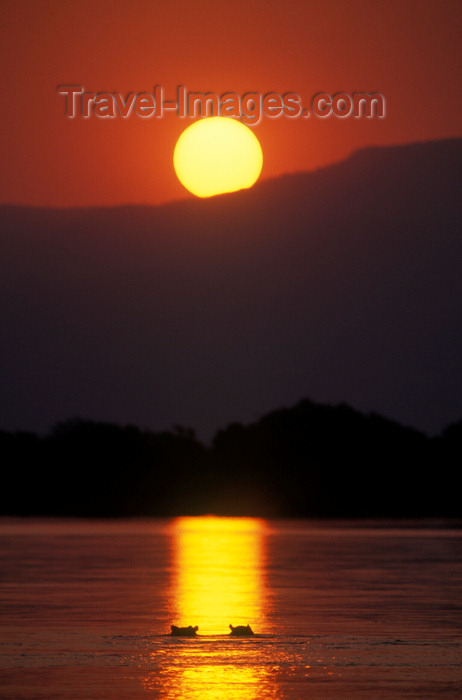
<box><xmin>0</xmin><ymin>399</ymin><xmax>460</xmax><ymax>518</ymax></box>
<box><xmin>0</xmin><ymin>420</ymin><xmax>205</xmax><ymax>518</ymax></box>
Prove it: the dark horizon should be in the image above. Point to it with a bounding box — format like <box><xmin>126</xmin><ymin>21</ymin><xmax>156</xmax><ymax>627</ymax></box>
<box><xmin>1</xmin><ymin>395</ymin><xmax>461</xmax><ymax>519</ymax></box>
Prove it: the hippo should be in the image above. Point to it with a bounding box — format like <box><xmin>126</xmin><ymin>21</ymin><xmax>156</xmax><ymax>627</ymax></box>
<box><xmin>170</xmin><ymin>625</ymin><xmax>199</xmax><ymax>637</ymax></box>
<box><xmin>229</xmin><ymin>624</ymin><xmax>254</xmax><ymax>636</ymax></box>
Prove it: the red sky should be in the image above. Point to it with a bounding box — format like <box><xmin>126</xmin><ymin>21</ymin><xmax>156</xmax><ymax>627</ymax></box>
<box><xmin>1</xmin><ymin>0</ymin><xmax>461</xmax><ymax>207</ymax></box>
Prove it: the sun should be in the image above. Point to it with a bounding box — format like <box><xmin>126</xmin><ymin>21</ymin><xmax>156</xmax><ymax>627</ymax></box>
<box><xmin>173</xmin><ymin>117</ymin><xmax>263</xmax><ymax>198</ymax></box>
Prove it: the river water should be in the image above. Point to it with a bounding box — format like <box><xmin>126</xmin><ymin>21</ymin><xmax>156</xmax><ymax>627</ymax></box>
<box><xmin>0</xmin><ymin>517</ymin><xmax>460</xmax><ymax>698</ymax></box>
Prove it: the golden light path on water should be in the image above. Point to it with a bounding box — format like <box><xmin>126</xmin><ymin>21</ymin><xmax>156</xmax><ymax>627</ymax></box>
<box><xmin>143</xmin><ymin>516</ymin><xmax>270</xmax><ymax>699</ymax></box>
<box><xmin>170</xmin><ymin>516</ymin><xmax>267</xmax><ymax>635</ymax></box>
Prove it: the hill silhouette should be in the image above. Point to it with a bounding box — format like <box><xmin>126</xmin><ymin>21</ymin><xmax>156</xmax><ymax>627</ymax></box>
<box><xmin>0</xmin><ymin>137</ymin><xmax>461</xmax><ymax>440</ymax></box>
<box><xmin>0</xmin><ymin>399</ymin><xmax>459</xmax><ymax>518</ymax></box>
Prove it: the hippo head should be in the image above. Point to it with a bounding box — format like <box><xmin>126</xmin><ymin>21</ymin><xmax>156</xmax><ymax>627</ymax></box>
<box><xmin>229</xmin><ymin>624</ymin><xmax>254</xmax><ymax>636</ymax></box>
<box><xmin>171</xmin><ymin>624</ymin><xmax>199</xmax><ymax>637</ymax></box>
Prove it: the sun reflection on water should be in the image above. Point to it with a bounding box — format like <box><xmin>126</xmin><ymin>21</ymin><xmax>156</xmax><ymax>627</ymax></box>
<box><xmin>142</xmin><ymin>516</ymin><xmax>269</xmax><ymax>698</ymax></box>
<box><xmin>169</xmin><ymin>516</ymin><xmax>267</xmax><ymax>636</ymax></box>
<box><xmin>143</xmin><ymin>661</ymin><xmax>272</xmax><ymax>700</ymax></box>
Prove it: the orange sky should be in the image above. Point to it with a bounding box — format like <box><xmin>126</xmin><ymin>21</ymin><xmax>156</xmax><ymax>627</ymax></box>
<box><xmin>1</xmin><ymin>0</ymin><xmax>461</xmax><ymax>207</ymax></box>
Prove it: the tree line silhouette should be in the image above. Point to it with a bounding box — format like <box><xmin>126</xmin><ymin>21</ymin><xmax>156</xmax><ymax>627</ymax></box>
<box><xmin>1</xmin><ymin>399</ymin><xmax>460</xmax><ymax>518</ymax></box>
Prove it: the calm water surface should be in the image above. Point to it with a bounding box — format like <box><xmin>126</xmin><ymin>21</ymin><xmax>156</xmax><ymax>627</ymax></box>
<box><xmin>0</xmin><ymin>517</ymin><xmax>461</xmax><ymax>699</ymax></box>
